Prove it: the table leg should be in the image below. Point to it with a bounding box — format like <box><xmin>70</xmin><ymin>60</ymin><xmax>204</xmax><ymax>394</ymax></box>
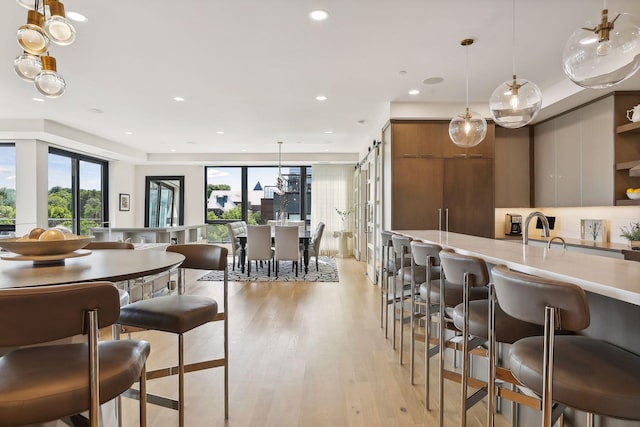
<box><xmin>240</xmin><ymin>238</ymin><xmax>247</xmax><ymax>273</ymax></box>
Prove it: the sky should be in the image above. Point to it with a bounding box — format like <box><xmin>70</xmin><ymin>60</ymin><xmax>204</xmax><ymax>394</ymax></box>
<box><xmin>0</xmin><ymin>145</ymin><xmax>15</xmax><ymax>190</ymax></box>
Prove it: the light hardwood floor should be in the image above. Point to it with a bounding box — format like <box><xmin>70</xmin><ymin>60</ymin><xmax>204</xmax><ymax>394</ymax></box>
<box><xmin>119</xmin><ymin>258</ymin><xmax>509</xmax><ymax>426</ymax></box>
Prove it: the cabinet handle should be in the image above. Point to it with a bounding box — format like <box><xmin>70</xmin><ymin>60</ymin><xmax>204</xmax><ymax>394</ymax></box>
<box><xmin>453</xmin><ymin>154</ymin><xmax>467</xmax><ymax>158</ymax></box>
<box><xmin>469</xmin><ymin>154</ymin><xmax>483</xmax><ymax>158</ymax></box>
<box><xmin>420</xmin><ymin>154</ymin><xmax>433</xmax><ymax>158</ymax></box>
<box><xmin>402</xmin><ymin>154</ymin><xmax>419</xmax><ymax>158</ymax></box>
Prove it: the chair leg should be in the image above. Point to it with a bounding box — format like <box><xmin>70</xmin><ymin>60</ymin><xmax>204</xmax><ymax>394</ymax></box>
<box><xmin>316</xmin><ymin>256</ymin><xmax>319</xmax><ymax>271</ymax></box>
<box><xmin>140</xmin><ymin>364</ymin><xmax>147</xmax><ymax>427</ymax></box>
<box><xmin>179</xmin><ymin>333</ymin><xmax>185</xmax><ymax>427</ymax></box>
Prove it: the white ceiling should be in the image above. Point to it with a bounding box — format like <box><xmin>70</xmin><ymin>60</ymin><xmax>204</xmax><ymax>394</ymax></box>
<box><xmin>1</xmin><ymin>0</ymin><xmax>640</xmax><ymax>164</ymax></box>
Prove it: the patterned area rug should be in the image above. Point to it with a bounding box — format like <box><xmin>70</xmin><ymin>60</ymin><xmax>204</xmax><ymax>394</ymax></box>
<box><xmin>198</xmin><ymin>256</ymin><xmax>339</xmax><ymax>282</ymax></box>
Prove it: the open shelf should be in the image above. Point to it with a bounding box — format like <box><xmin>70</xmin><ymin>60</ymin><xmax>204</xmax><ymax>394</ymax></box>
<box><xmin>616</xmin><ymin>121</ymin><xmax>640</xmax><ymax>134</ymax></box>
<box><xmin>616</xmin><ymin>199</ymin><xmax>640</xmax><ymax>206</ymax></box>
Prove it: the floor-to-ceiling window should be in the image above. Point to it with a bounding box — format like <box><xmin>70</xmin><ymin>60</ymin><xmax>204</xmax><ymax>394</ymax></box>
<box><xmin>48</xmin><ymin>148</ymin><xmax>108</xmax><ymax>235</ymax></box>
<box><xmin>204</xmin><ymin>165</ymin><xmax>311</xmax><ymax>242</ymax></box>
<box><xmin>0</xmin><ymin>143</ymin><xmax>16</xmax><ymax>235</ymax></box>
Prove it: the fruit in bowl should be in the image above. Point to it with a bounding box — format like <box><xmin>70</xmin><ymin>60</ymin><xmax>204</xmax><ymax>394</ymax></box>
<box><xmin>0</xmin><ymin>227</ymin><xmax>93</xmax><ymax>256</ymax></box>
<box><xmin>627</xmin><ymin>188</ymin><xmax>640</xmax><ymax>200</ymax></box>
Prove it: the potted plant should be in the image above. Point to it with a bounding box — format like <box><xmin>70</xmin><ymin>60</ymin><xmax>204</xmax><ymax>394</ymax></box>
<box><xmin>620</xmin><ymin>222</ymin><xmax>640</xmax><ymax>248</ymax></box>
<box><xmin>335</xmin><ymin>207</ymin><xmax>354</xmax><ymax>232</ymax></box>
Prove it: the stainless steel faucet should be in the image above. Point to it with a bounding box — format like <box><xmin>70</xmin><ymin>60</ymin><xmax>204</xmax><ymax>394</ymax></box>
<box><xmin>523</xmin><ymin>211</ymin><xmax>550</xmax><ymax>245</ymax></box>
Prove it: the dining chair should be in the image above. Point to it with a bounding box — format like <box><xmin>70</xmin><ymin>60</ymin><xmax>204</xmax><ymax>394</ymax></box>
<box><xmin>275</xmin><ymin>225</ymin><xmax>300</xmax><ymax>277</ymax></box>
<box><xmin>227</xmin><ymin>221</ymin><xmax>247</xmax><ymax>271</ymax></box>
<box><xmin>117</xmin><ymin>244</ymin><xmax>228</xmax><ymax>426</ymax></box>
<box><xmin>247</xmin><ymin>224</ymin><xmax>274</xmax><ymax>276</ymax></box>
<box><xmin>0</xmin><ymin>282</ymin><xmax>149</xmax><ymax>427</ymax></box>
<box><xmin>492</xmin><ymin>264</ymin><xmax>640</xmax><ymax>427</ymax></box>
<box><xmin>304</xmin><ymin>222</ymin><xmax>325</xmax><ymax>271</ymax></box>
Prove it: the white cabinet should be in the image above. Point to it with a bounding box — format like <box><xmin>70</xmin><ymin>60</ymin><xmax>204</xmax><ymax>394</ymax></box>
<box><xmin>534</xmin><ymin>96</ymin><xmax>614</xmax><ymax>207</ymax></box>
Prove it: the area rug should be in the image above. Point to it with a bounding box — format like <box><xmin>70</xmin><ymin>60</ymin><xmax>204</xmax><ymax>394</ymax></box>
<box><xmin>198</xmin><ymin>256</ymin><xmax>339</xmax><ymax>282</ymax></box>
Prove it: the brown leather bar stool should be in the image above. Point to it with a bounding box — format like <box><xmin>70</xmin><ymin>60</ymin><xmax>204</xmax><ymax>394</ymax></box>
<box><xmin>492</xmin><ymin>265</ymin><xmax>640</xmax><ymax>427</ymax></box>
<box><xmin>409</xmin><ymin>240</ymin><xmax>442</xmax><ymax>409</ymax></box>
<box><xmin>0</xmin><ymin>282</ymin><xmax>149</xmax><ymax>427</ymax></box>
<box><xmin>117</xmin><ymin>244</ymin><xmax>228</xmax><ymax>426</ymax></box>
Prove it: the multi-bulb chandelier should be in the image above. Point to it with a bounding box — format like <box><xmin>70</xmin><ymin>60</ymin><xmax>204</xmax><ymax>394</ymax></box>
<box><xmin>13</xmin><ymin>0</ymin><xmax>76</xmax><ymax>98</ymax></box>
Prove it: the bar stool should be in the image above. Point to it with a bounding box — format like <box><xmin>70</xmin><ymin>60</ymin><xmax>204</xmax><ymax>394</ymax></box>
<box><xmin>0</xmin><ymin>282</ymin><xmax>149</xmax><ymax>427</ymax></box>
<box><xmin>391</xmin><ymin>234</ymin><xmax>425</xmax><ymax>364</ymax></box>
<box><xmin>117</xmin><ymin>244</ymin><xmax>229</xmax><ymax>426</ymax></box>
<box><xmin>492</xmin><ymin>265</ymin><xmax>640</xmax><ymax>427</ymax></box>
<box><xmin>380</xmin><ymin>231</ymin><xmax>393</xmax><ymax>331</ymax></box>
<box><xmin>409</xmin><ymin>241</ymin><xmax>442</xmax><ymax>409</ymax></box>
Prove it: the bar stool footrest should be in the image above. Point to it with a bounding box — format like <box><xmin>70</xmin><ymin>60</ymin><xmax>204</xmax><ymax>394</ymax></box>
<box><xmin>123</xmin><ymin>388</ymin><xmax>180</xmax><ymax>410</ymax></box>
<box><xmin>146</xmin><ymin>358</ymin><xmax>226</xmax><ymax>380</ymax></box>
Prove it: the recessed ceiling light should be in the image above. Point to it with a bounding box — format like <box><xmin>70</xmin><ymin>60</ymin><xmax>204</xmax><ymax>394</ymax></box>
<box><xmin>357</xmin><ymin>119</ymin><xmax>366</xmax><ymax>125</ymax></box>
<box><xmin>409</xmin><ymin>89</ymin><xmax>420</xmax><ymax>95</ymax></box>
<box><xmin>66</xmin><ymin>11</ymin><xmax>88</xmax><ymax>23</ymax></box>
<box><xmin>186</xmin><ymin>141</ymin><xmax>197</xmax><ymax>145</ymax></box>
<box><xmin>87</xmin><ymin>108</ymin><xmax>103</xmax><ymax>114</ymax></box>
<box><xmin>324</xmin><ymin>130</ymin><xmax>333</xmax><ymax>134</ymax></box>
<box><xmin>399</xmin><ymin>70</ymin><xmax>408</xmax><ymax>75</ymax></box>
<box><xmin>170</xmin><ymin>149</ymin><xmax>176</xmax><ymax>153</ymax></box>
<box><xmin>32</xmin><ymin>97</ymin><xmax>44</xmax><ymax>102</ymax></box>
<box><xmin>216</xmin><ymin>131</ymin><xmax>225</xmax><ymax>135</ymax></box>
<box><xmin>423</xmin><ymin>77</ymin><xmax>444</xmax><ymax>85</ymax></box>
<box><xmin>309</xmin><ymin>10</ymin><xmax>329</xmax><ymax>21</ymax></box>
<box><xmin>241</xmin><ymin>149</ymin><xmax>247</xmax><ymax>152</ymax></box>
<box><xmin>316</xmin><ymin>95</ymin><xmax>327</xmax><ymax>101</ymax></box>
<box><xmin>124</xmin><ymin>131</ymin><xmax>133</xmax><ymax>135</ymax></box>
<box><xmin>173</xmin><ymin>96</ymin><xmax>185</xmax><ymax>102</ymax></box>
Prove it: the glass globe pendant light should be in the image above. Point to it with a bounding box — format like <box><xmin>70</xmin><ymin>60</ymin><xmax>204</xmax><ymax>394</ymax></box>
<box><xmin>449</xmin><ymin>38</ymin><xmax>487</xmax><ymax>148</ymax></box>
<box><xmin>13</xmin><ymin>51</ymin><xmax>42</xmax><ymax>81</ymax></box>
<box><xmin>562</xmin><ymin>3</ymin><xmax>640</xmax><ymax>89</ymax></box>
<box><xmin>16</xmin><ymin>9</ymin><xmax>49</xmax><ymax>55</ymax></box>
<box><xmin>489</xmin><ymin>0</ymin><xmax>542</xmax><ymax>128</ymax></box>
<box><xmin>34</xmin><ymin>55</ymin><xmax>66</xmax><ymax>97</ymax></box>
<box><xmin>44</xmin><ymin>0</ymin><xmax>76</xmax><ymax>45</ymax></box>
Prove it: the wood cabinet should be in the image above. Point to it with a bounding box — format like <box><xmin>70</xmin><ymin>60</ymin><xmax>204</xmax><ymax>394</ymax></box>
<box><xmin>614</xmin><ymin>92</ymin><xmax>640</xmax><ymax>205</ymax></box>
<box><xmin>533</xmin><ymin>96</ymin><xmax>614</xmax><ymax>207</ymax></box>
<box><xmin>391</xmin><ymin>120</ymin><xmax>495</xmax><ymax>238</ymax></box>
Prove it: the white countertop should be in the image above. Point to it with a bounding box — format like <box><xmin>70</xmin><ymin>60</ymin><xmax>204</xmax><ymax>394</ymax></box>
<box><xmin>392</xmin><ymin>230</ymin><xmax>640</xmax><ymax>306</ymax></box>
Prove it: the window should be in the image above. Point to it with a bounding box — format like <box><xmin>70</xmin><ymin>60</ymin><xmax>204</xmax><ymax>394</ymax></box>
<box><xmin>204</xmin><ymin>166</ymin><xmax>312</xmax><ymax>242</ymax></box>
<box><xmin>48</xmin><ymin>148</ymin><xmax>108</xmax><ymax>235</ymax></box>
<box><xmin>0</xmin><ymin>144</ymin><xmax>16</xmax><ymax>234</ymax></box>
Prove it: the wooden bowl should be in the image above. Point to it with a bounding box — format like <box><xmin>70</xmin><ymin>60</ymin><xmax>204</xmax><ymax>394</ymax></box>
<box><xmin>0</xmin><ymin>236</ymin><xmax>94</xmax><ymax>256</ymax></box>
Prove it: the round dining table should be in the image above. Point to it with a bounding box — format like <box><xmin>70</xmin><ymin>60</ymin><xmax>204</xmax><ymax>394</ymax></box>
<box><xmin>0</xmin><ymin>249</ymin><xmax>185</xmax><ymax>288</ymax></box>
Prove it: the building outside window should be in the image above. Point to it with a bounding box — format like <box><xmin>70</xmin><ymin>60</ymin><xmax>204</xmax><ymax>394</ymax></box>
<box><xmin>0</xmin><ymin>143</ymin><xmax>16</xmax><ymax>235</ymax></box>
<box><xmin>48</xmin><ymin>148</ymin><xmax>108</xmax><ymax>235</ymax></box>
<box><xmin>205</xmin><ymin>166</ymin><xmax>311</xmax><ymax>242</ymax></box>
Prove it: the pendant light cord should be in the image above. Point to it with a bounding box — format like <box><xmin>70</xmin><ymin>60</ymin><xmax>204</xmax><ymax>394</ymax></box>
<box><xmin>465</xmin><ymin>44</ymin><xmax>469</xmax><ymax>108</ymax></box>
<box><xmin>512</xmin><ymin>0</ymin><xmax>516</xmax><ymax>76</ymax></box>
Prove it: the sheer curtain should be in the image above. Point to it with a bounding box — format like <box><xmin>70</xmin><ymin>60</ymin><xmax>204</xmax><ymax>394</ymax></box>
<box><xmin>311</xmin><ymin>164</ymin><xmax>354</xmax><ymax>256</ymax></box>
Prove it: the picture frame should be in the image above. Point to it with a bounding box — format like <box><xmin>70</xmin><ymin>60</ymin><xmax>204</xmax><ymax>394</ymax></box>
<box><xmin>580</xmin><ymin>219</ymin><xmax>606</xmax><ymax>242</ymax></box>
<box><xmin>119</xmin><ymin>193</ymin><xmax>130</xmax><ymax>211</ymax></box>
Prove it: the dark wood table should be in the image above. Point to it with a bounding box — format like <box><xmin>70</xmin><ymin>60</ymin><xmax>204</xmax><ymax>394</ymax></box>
<box><xmin>238</xmin><ymin>230</ymin><xmax>311</xmax><ymax>274</ymax></box>
<box><xmin>0</xmin><ymin>249</ymin><xmax>185</xmax><ymax>288</ymax></box>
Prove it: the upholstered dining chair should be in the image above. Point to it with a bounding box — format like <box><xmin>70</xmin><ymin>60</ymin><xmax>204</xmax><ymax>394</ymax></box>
<box><xmin>305</xmin><ymin>222</ymin><xmax>325</xmax><ymax>271</ymax></box>
<box><xmin>275</xmin><ymin>225</ymin><xmax>300</xmax><ymax>277</ymax></box>
<box><xmin>246</xmin><ymin>224</ymin><xmax>274</xmax><ymax>276</ymax></box>
<box><xmin>492</xmin><ymin>265</ymin><xmax>640</xmax><ymax>427</ymax></box>
<box><xmin>0</xmin><ymin>282</ymin><xmax>150</xmax><ymax>427</ymax></box>
<box><xmin>227</xmin><ymin>221</ymin><xmax>247</xmax><ymax>270</ymax></box>
<box><xmin>117</xmin><ymin>244</ymin><xmax>228</xmax><ymax>426</ymax></box>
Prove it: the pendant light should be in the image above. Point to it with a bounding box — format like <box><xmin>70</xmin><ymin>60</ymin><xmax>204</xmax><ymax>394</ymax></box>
<box><xmin>13</xmin><ymin>51</ymin><xmax>42</xmax><ymax>81</ymax></box>
<box><xmin>274</xmin><ymin>141</ymin><xmax>285</xmax><ymax>196</ymax></box>
<box><xmin>44</xmin><ymin>0</ymin><xmax>76</xmax><ymax>46</ymax></box>
<box><xmin>489</xmin><ymin>0</ymin><xmax>542</xmax><ymax>128</ymax></box>
<box><xmin>34</xmin><ymin>55</ymin><xmax>66</xmax><ymax>97</ymax></box>
<box><xmin>449</xmin><ymin>38</ymin><xmax>487</xmax><ymax>148</ymax></box>
<box><xmin>562</xmin><ymin>1</ymin><xmax>640</xmax><ymax>88</ymax></box>
<box><xmin>17</xmin><ymin>9</ymin><xmax>49</xmax><ymax>55</ymax></box>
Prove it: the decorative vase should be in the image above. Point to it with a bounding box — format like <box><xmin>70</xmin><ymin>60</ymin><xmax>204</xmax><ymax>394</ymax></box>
<box><xmin>628</xmin><ymin>240</ymin><xmax>640</xmax><ymax>250</ymax></box>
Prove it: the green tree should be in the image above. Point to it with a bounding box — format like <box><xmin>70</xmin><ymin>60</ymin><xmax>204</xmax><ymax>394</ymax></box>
<box><xmin>222</xmin><ymin>206</ymin><xmax>242</xmax><ymax>220</ymax></box>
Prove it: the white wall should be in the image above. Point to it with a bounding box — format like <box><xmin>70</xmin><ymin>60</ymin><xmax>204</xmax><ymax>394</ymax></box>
<box><xmin>14</xmin><ymin>139</ymin><xmax>49</xmax><ymax>235</ymax></box>
<box><xmin>109</xmin><ymin>161</ymin><xmax>136</xmax><ymax>228</ymax></box>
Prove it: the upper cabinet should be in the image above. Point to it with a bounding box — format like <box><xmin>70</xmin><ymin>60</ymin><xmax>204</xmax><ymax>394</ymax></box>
<box><xmin>494</xmin><ymin>126</ymin><xmax>530</xmax><ymax>208</ymax></box>
<box><xmin>533</xmin><ymin>96</ymin><xmax>614</xmax><ymax>207</ymax></box>
<box><xmin>613</xmin><ymin>92</ymin><xmax>640</xmax><ymax>205</ymax></box>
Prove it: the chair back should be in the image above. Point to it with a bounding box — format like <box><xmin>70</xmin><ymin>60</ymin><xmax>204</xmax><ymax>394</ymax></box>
<box><xmin>85</xmin><ymin>241</ymin><xmax>135</xmax><ymax>250</ymax></box>
<box><xmin>439</xmin><ymin>249</ymin><xmax>489</xmax><ymax>288</ymax></box>
<box><xmin>275</xmin><ymin>225</ymin><xmax>300</xmax><ymax>261</ymax></box>
<box><xmin>311</xmin><ymin>222</ymin><xmax>325</xmax><ymax>253</ymax></box>
<box><xmin>491</xmin><ymin>265</ymin><xmax>590</xmax><ymax>331</ymax></box>
<box><xmin>166</xmin><ymin>243</ymin><xmax>228</xmax><ymax>271</ymax></box>
<box><xmin>410</xmin><ymin>241</ymin><xmax>442</xmax><ymax>267</ymax></box>
<box><xmin>246</xmin><ymin>225</ymin><xmax>272</xmax><ymax>260</ymax></box>
<box><xmin>227</xmin><ymin>221</ymin><xmax>247</xmax><ymax>251</ymax></box>
<box><xmin>0</xmin><ymin>282</ymin><xmax>119</xmax><ymax>347</ymax></box>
